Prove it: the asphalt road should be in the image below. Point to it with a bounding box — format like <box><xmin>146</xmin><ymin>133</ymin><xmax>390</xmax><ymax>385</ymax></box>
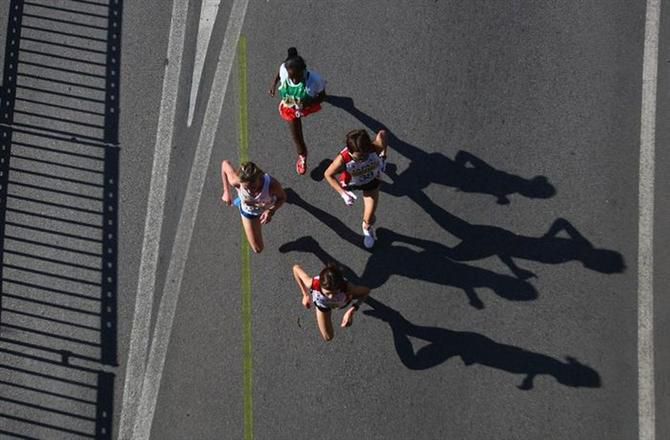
<box><xmin>0</xmin><ymin>1</ymin><xmax>668</xmax><ymax>439</ymax></box>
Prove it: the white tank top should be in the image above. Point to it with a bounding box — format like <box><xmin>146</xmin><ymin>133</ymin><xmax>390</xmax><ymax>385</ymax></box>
<box><xmin>340</xmin><ymin>147</ymin><xmax>382</xmax><ymax>186</ymax></box>
<box><xmin>236</xmin><ymin>174</ymin><xmax>275</xmax><ymax>216</ymax></box>
<box><xmin>310</xmin><ymin>276</ymin><xmax>350</xmax><ymax>310</ymax></box>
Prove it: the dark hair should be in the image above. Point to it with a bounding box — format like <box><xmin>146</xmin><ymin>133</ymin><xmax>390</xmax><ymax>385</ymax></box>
<box><xmin>238</xmin><ymin>161</ymin><xmax>264</xmax><ymax>183</ymax></box>
<box><xmin>284</xmin><ymin>47</ymin><xmax>306</xmax><ymax>73</ymax></box>
<box><xmin>319</xmin><ymin>263</ymin><xmax>346</xmax><ymax>291</ymax></box>
<box><xmin>345</xmin><ymin>129</ymin><xmax>373</xmax><ymax>154</ymax></box>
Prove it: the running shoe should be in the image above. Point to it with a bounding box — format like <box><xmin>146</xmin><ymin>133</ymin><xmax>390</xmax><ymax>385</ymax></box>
<box><xmin>363</xmin><ymin>225</ymin><xmax>377</xmax><ymax>249</ymax></box>
<box><xmin>296</xmin><ymin>155</ymin><xmax>307</xmax><ymax>175</ymax></box>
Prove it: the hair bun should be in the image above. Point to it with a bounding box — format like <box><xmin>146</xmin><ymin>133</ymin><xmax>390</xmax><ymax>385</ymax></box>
<box><xmin>287</xmin><ymin>47</ymin><xmax>298</xmax><ymax>58</ymax></box>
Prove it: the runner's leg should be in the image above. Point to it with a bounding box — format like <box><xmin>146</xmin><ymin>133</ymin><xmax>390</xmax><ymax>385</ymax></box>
<box><xmin>362</xmin><ymin>187</ymin><xmax>380</xmax><ymax>229</ymax></box>
<box><xmin>288</xmin><ymin>118</ymin><xmax>307</xmax><ymax>156</ymax></box>
<box><xmin>362</xmin><ymin>187</ymin><xmax>380</xmax><ymax>248</ymax></box>
<box><xmin>241</xmin><ymin>216</ymin><xmax>264</xmax><ymax>253</ymax></box>
<box><xmin>316</xmin><ymin>309</ymin><xmax>334</xmax><ymax>341</ymax></box>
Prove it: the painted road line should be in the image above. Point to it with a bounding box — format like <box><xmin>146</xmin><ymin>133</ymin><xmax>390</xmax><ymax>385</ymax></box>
<box><xmin>131</xmin><ymin>1</ymin><xmax>250</xmax><ymax>439</ymax></box>
<box><xmin>187</xmin><ymin>0</ymin><xmax>221</xmax><ymax>127</ymax></box>
<box><xmin>237</xmin><ymin>35</ymin><xmax>254</xmax><ymax>440</ymax></box>
<box><xmin>118</xmin><ymin>1</ymin><xmax>190</xmax><ymax>438</ymax></box>
<box><xmin>638</xmin><ymin>0</ymin><xmax>661</xmax><ymax>439</ymax></box>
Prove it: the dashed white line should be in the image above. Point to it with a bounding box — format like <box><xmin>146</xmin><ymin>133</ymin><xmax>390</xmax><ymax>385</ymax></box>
<box><xmin>117</xmin><ymin>1</ymin><xmax>191</xmax><ymax>439</ymax></box>
<box><xmin>638</xmin><ymin>0</ymin><xmax>660</xmax><ymax>439</ymax></box>
<box><xmin>130</xmin><ymin>1</ymin><xmax>250</xmax><ymax>438</ymax></box>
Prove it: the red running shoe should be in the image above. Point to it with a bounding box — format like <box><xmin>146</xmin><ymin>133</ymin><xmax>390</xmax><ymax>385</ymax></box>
<box><xmin>296</xmin><ymin>155</ymin><xmax>307</xmax><ymax>175</ymax></box>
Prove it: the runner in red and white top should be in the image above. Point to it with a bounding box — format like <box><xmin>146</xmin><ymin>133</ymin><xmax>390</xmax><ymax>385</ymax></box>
<box><xmin>292</xmin><ymin>263</ymin><xmax>370</xmax><ymax>342</ymax></box>
<box><xmin>324</xmin><ymin>129</ymin><xmax>389</xmax><ymax>249</ymax></box>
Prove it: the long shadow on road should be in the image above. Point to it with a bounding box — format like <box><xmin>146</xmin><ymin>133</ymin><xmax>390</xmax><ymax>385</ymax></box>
<box><xmin>363</xmin><ymin>297</ymin><xmax>601</xmax><ymax>390</ymax></box>
<box><xmin>408</xmin><ymin>190</ymin><xmax>625</xmax><ymax>277</ymax></box>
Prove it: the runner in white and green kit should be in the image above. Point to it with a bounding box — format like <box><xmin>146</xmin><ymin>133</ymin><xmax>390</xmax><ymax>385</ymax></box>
<box><xmin>269</xmin><ymin>47</ymin><xmax>326</xmax><ymax>175</ymax></box>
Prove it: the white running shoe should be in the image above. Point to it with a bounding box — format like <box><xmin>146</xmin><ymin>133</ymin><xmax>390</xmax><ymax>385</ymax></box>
<box><xmin>363</xmin><ymin>225</ymin><xmax>376</xmax><ymax>249</ymax></box>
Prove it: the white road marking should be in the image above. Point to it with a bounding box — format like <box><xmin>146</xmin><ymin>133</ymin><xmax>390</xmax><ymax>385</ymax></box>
<box><xmin>130</xmin><ymin>1</ymin><xmax>250</xmax><ymax>438</ymax></box>
<box><xmin>117</xmin><ymin>0</ymin><xmax>191</xmax><ymax>439</ymax></box>
<box><xmin>638</xmin><ymin>0</ymin><xmax>660</xmax><ymax>439</ymax></box>
<box><xmin>187</xmin><ymin>0</ymin><xmax>221</xmax><ymax>127</ymax></box>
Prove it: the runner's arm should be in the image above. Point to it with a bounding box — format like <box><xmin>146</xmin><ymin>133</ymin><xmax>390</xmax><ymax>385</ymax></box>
<box><xmin>268</xmin><ymin>71</ymin><xmax>280</xmax><ymax>96</ymax></box>
<box><xmin>292</xmin><ymin>265</ymin><xmax>311</xmax><ymax>293</ymax></box>
<box><xmin>220</xmin><ymin>160</ymin><xmax>239</xmax><ymax>204</ymax></box>
<box><xmin>347</xmin><ymin>283</ymin><xmax>370</xmax><ymax>304</ymax></box>
<box><xmin>292</xmin><ymin>265</ymin><xmax>313</xmax><ymax>309</ymax></box>
<box><xmin>266</xmin><ymin>178</ymin><xmax>287</xmax><ymax>219</ymax></box>
<box><xmin>372</xmin><ymin>129</ymin><xmax>389</xmax><ymax>157</ymax></box>
<box><xmin>324</xmin><ymin>155</ymin><xmax>347</xmax><ymax>195</ymax></box>
<box><xmin>305</xmin><ymin>90</ymin><xmax>326</xmax><ymax>105</ymax></box>
<box><xmin>341</xmin><ymin>283</ymin><xmax>370</xmax><ymax>327</ymax></box>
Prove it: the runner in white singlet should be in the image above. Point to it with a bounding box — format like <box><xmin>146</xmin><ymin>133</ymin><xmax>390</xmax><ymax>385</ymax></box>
<box><xmin>324</xmin><ymin>129</ymin><xmax>389</xmax><ymax>249</ymax></box>
<box><xmin>236</xmin><ymin>173</ymin><xmax>275</xmax><ymax>217</ymax></box>
<box><xmin>292</xmin><ymin>263</ymin><xmax>370</xmax><ymax>342</ymax></box>
<box><xmin>221</xmin><ymin>161</ymin><xmax>286</xmax><ymax>254</ymax></box>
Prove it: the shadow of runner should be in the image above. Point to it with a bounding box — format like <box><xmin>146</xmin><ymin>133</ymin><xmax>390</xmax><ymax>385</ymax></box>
<box><xmin>410</xmin><ymin>190</ymin><xmax>625</xmax><ymax>277</ymax></box>
<box><xmin>325</xmin><ymin>95</ymin><xmax>556</xmax><ymax>205</ymax></box>
<box><xmin>0</xmin><ymin>0</ymin><xmax>121</xmax><ymax>438</ymax></box>
<box><xmin>285</xmin><ymin>187</ymin><xmax>363</xmax><ymax>249</ymax></box>
<box><xmin>280</xmin><ymin>230</ymin><xmax>537</xmax><ymax>310</ymax></box>
<box><xmin>363</xmin><ymin>297</ymin><xmax>601</xmax><ymax>390</ymax></box>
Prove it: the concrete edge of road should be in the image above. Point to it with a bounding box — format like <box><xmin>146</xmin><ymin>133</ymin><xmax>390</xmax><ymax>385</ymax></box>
<box><xmin>638</xmin><ymin>0</ymin><xmax>661</xmax><ymax>439</ymax></box>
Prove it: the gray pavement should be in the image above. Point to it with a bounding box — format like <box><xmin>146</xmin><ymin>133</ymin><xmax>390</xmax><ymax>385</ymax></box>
<box><xmin>0</xmin><ymin>1</ymin><xmax>667</xmax><ymax>439</ymax></box>
<box><xmin>654</xmin><ymin>1</ymin><xmax>670</xmax><ymax>439</ymax></box>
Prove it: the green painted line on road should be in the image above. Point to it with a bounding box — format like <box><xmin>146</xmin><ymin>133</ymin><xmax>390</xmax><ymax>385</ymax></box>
<box><xmin>238</xmin><ymin>36</ymin><xmax>249</xmax><ymax>164</ymax></box>
<box><xmin>237</xmin><ymin>35</ymin><xmax>253</xmax><ymax>440</ymax></box>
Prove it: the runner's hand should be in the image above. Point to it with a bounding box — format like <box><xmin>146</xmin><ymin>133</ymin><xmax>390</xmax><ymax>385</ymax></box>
<box><xmin>221</xmin><ymin>191</ymin><xmax>232</xmax><ymax>206</ymax></box>
<box><xmin>260</xmin><ymin>210</ymin><xmax>273</xmax><ymax>224</ymax></box>
<box><xmin>341</xmin><ymin>307</ymin><xmax>355</xmax><ymax>327</ymax></box>
<box><xmin>302</xmin><ymin>295</ymin><xmax>312</xmax><ymax>309</ymax></box>
<box><xmin>268</xmin><ymin>87</ymin><xmax>276</xmax><ymax>97</ymax></box>
<box><xmin>340</xmin><ymin>190</ymin><xmax>357</xmax><ymax>206</ymax></box>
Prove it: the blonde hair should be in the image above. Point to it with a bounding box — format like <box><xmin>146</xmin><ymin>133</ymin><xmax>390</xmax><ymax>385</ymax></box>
<box><xmin>238</xmin><ymin>161</ymin><xmax>264</xmax><ymax>183</ymax></box>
